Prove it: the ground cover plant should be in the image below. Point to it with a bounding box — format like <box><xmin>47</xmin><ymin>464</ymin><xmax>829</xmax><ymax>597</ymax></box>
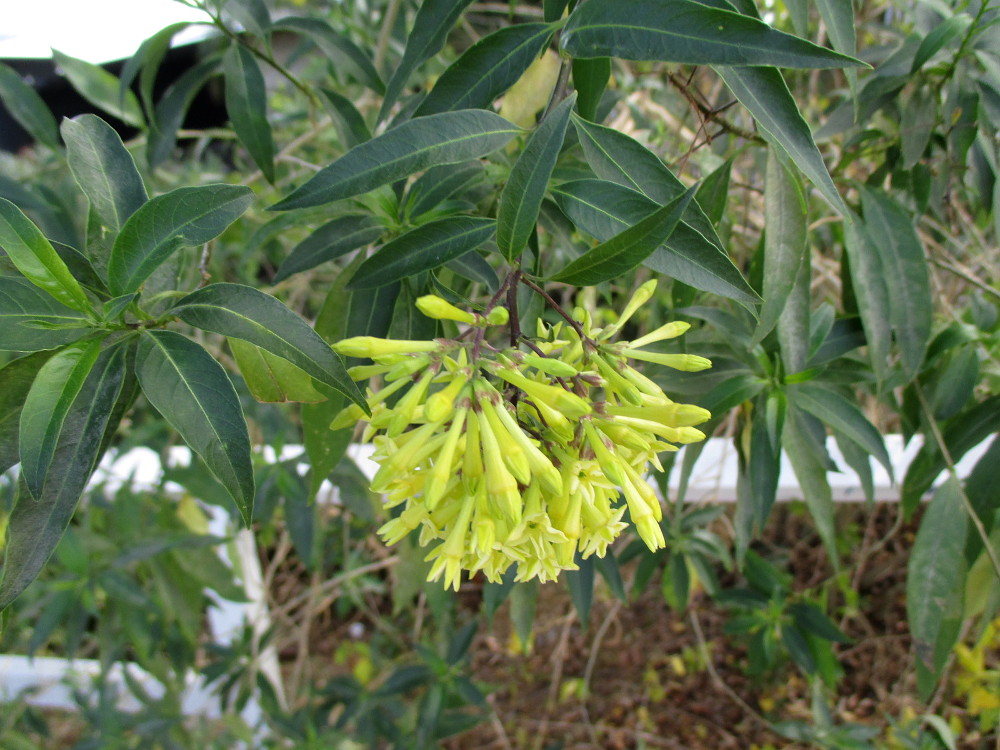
<box><xmin>0</xmin><ymin>0</ymin><xmax>998</xmax><ymax>746</ymax></box>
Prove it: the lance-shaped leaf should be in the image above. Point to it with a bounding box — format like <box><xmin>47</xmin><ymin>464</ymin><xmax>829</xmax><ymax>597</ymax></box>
<box><xmin>498</xmin><ymin>94</ymin><xmax>575</xmax><ymax>260</ymax></box>
<box><xmin>0</xmin><ymin>351</ymin><xmax>54</xmax><ymax>474</ymax></box>
<box><xmin>907</xmin><ymin>476</ymin><xmax>967</xmax><ymax>698</ymax></box>
<box><xmin>379</xmin><ymin>0</ymin><xmax>476</xmax><ymax>121</ymax></box>
<box><xmin>843</xmin><ymin>216</ymin><xmax>892</xmax><ymax>386</ymax></box>
<box><xmin>551</xmin><ymin>185</ymin><xmax>696</xmax><ymax>285</ymax></box>
<box><xmin>753</xmin><ymin>150</ymin><xmax>807</xmax><ymax>346</ymax></box>
<box><xmin>0</xmin><ymin>199</ymin><xmax>92</xmax><ymax>312</ymax></box>
<box><xmin>793</xmin><ymin>383</ymin><xmax>892</xmax><ymax>478</ymax></box>
<box><xmin>221</xmin><ymin>0</ymin><xmax>271</xmax><ymax>39</ymax></box>
<box><xmin>19</xmin><ymin>338</ymin><xmax>103</xmax><ymax>498</ymax></box>
<box><xmin>273</xmin><ymin>215</ymin><xmax>383</xmax><ymax>282</ymax></box>
<box><xmin>716</xmin><ymin>66</ymin><xmax>848</xmax><ymax>215</ymax></box>
<box><xmin>108</xmin><ymin>184</ymin><xmax>254</xmax><ymax>296</ymax></box>
<box><xmin>230</xmin><ymin>339</ymin><xmax>326</xmax><ymax>403</ymax></box>
<box><xmin>224</xmin><ymin>42</ymin><xmax>275</xmax><ymax>183</ymax></box>
<box><xmin>51</xmin><ymin>50</ymin><xmax>144</xmax><ymax>128</ymax></box>
<box><xmin>271</xmin><ymin>110</ymin><xmax>520</xmax><ymax>211</ymax></box>
<box><xmin>572</xmin><ymin>57</ymin><xmax>612</xmax><ymax>122</ymax></box>
<box><xmin>135</xmin><ymin>329</ymin><xmax>254</xmax><ymax>524</ymax></box>
<box><xmin>815</xmin><ymin>0</ymin><xmax>857</xmax><ymax>94</ymax></box>
<box><xmin>552</xmin><ymin>180</ymin><xmax>758</xmax><ymax>306</ymax></box>
<box><xmin>170</xmin><ymin>283</ymin><xmax>368</xmax><ymax>412</ymax></box>
<box><xmin>61</xmin><ymin>114</ymin><xmax>148</xmax><ymax>235</ymax></box>
<box><xmin>347</xmin><ymin>217</ymin><xmax>496</xmax><ymax>290</ymax></box>
<box><xmin>447</xmin><ymin>251</ymin><xmax>499</xmax><ymax>292</ymax></box>
<box><xmin>783</xmin><ymin>406</ymin><xmax>837</xmax><ymax>565</ymax></box>
<box><xmin>407</xmin><ymin>162</ymin><xmax>484</xmax><ymax>219</ymax></box>
<box><xmin>561</xmin><ymin>0</ymin><xmax>864</xmax><ymax>68</ymax></box>
<box><xmin>275</xmin><ymin>17</ymin><xmax>383</xmax><ymax>94</ymax></box>
<box><xmin>149</xmin><ymin>56</ymin><xmax>221</xmax><ymax>169</ymax></box>
<box><xmin>0</xmin><ymin>341</ymin><xmax>127</xmax><ymax>611</ymax></box>
<box><xmin>571</xmin><ymin>116</ymin><xmax>724</xmax><ymax>250</ymax></box>
<box><xmin>120</xmin><ymin>22</ymin><xmax>192</xmax><ymax>119</ymax></box>
<box><xmin>415</xmin><ymin>23</ymin><xmax>555</xmax><ymax>116</ymax></box>
<box><xmin>0</xmin><ymin>277</ymin><xmax>91</xmax><ymax>352</ymax></box>
<box><xmin>858</xmin><ymin>187</ymin><xmax>932</xmax><ymax>382</ymax></box>
<box><xmin>0</xmin><ymin>62</ymin><xmax>59</xmax><ymax>150</ymax></box>
<box><xmin>319</xmin><ymin>88</ymin><xmax>372</xmax><ymax>149</ymax></box>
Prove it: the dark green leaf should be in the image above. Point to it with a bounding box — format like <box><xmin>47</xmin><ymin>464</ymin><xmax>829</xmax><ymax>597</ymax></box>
<box><xmin>907</xmin><ymin>476</ymin><xmax>967</xmax><ymax>692</ymax></box>
<box><xmin>498</xmin><ymin>94</ymin><xmax>575</xmax><ymax>260</ymax></box>
<box><xmin>662</xmin><ymin>552</ymin><xmax>691</xmax><ymax>611</ymax></box>
<box><xmin>544</xmin><ymin>0</ymin><xmax>570</xmax><ymax>22</ymax></box>
<box><xmin>931</xmin><ymin>347</ymin><xmax>979</xmax><ymax>420</ymax></box>
<box><xmin>858</xmin><ymin>187</ymin><xmax>932</xmax><ymax>382</ymax></box>
<box><xmin>171</xmin><ymin>282</ymin><xmax>367</xmax><ymax>412</ymax></box>
<box><xmin>445</xmin><ymin>251</ymin><xmax>499</xmax><ymax>292</ymax></box>
<box><xmin>271</xmin><ymin>110</ymin><xmax>520</xmax><ymax>211</ymax></box>
<box><xmin>695</xmin><ymin>158</ymin><xmax>733</xmax><ymax>226</ymax></box>
<box><xmin>900</xmin><ymin>85</ymin><xmax>936</xmax><ymax>169</ymax></box>
<box><xmin>782</xmin><ymin>625</ymin><xmax>817</xmax><ymax>674</ymax></box>
<box><xmin>0</xmin><ymin>198</ymin><xmax>91</xmax><ymax>312</ymax></box>
<box><xmin>572</xmin><ymin>57</ymin><xmax>612</xmax><ymax>122</ymax></box>
<box><xmin>777</xmin><ymin>234</ymin><xmax>811</xmax><ymax>375</ymax></box>
<box><xmin>379</xmin><ymin>0</ymin><xmax>476</xmax><ymax>121</ymax></box>
<box><xmin>0</xmin><ymin>341</ymin><xmax>127</xmax><ymax>611</ymax></box>
<box><xmin>814</xmin><ymin>0</ymin><xmax>857</xmax><ymax>94</ymax></box>
<box><xmin>108</xmin><ymin>184</ymin><xmax>253</xmax><ymax>295</ymax></box>
<box><xmin>509</xmin><ymin>578</ymin><xmax>539</xmax><ymax>647</ymax></box>
<box><xmin>407</xmin><ymin>162</ymin><xmax>484</xmax><ymax>219</ymax></box>
<box><xmin>319</xmin><ymin>88</ymin><xmax>373</xmax><ymax>149</ymax></box>
<box><xmin>552</xmin><ymin>180</ymin><xmax>757</xmax><ymax>306</ymax></box>
<box><xmin>61</xmin><ymin>114</ymin><xmax>148</xmax><ymax>235</ymax></box>
<box><xmin>912</xmin><ymin>16</ymin><xmax>970</xmax><ymax>73</ymax></box>
<box><xmin>716</xmin><ymin>66</ymin><xmax>848</xmax><ymax>214</ymax></box>
<box><xmin>565</xmin><ymin>555</ymin><xmax>595</xmax><ymax>627</ymax></box>
<box><xmin>0</xmin><ymin>62</ymin><xmax>59</xmax><ymax>150</ymax></box>
<box><xmin>415</xmin><ymin>23</ymin><xmax>555</xmax><ymax>116</ymax></box>
<box><xmin>148</xmin><ymin>57</ymin><xmax>221</xmax><ymax>169</ymax></box>
<box><xmin>0</xmin><ymin>351</ymin><xmax>54</xmax><ymax>474</ymax></box>
<box><xmin>595</xmin><ymin>551</ymin><xmax>628</xmax><ymax>602</ymax></box>
<box><xmin>552</xmin><ymin>184</ymin><xmax>696</xmax><ymax>284</ymax></box>
<box><xmin>347</xmin><ymin>217</ymin><xmax>496</xmax><ymax>290</ymax></box>
<box><xmin>19</xmin><ymin>338</ymin><xmax>102</xmax><ymax>498</ymax></box>
<box><xmin>753</xmin><ymin>149</ymin><xmax>807</xmax><ymax>346</ymax></box>
<box><xmin>51</xmin><ymin>50</ymin><xmax>144</xmax><ymax>128</ymax></box>
<box><xmin>562</xmin><ymin>0</ymin><xmax>865</xmax><ymax>68</ymax></box>
<box><xmin>843</xmin><ymin>215</ymin><xmax>892</xmax><ymax>386</ymax></box>
<box><xmin>788</xmin><ymin>602</ymin><xmax>850</xmax><ymax>643</ymax></box>
<box><xmin>390</xmin><ymin>279</ymin><xmax>437</xmax><ymax>341</ymax></box>
<box><xmin>276</xmin><ymin>17</ymin><xmax>384</xmax><ymax>94</ymax></box>
<box><xmin>793</xmin><ymin>383</ymin><xmax>892</xmax><ymax>477</ymax></box>
<box><xmin>223</xmin><ymin>42</ymin><xmax>275</xmax><ymax>182</ymax></box>
<box><xmin>0</xmin><ymin>277</ymin><xmax>90</xmax><ymax>352</ymax></box>
<box><xmin>120</xmin><ymin>22</ymin><xmax>191</xmax><ymax>120</ymax></box>
<box><xmin>783</xmin><ymin>406</ymin><xmax>837</xmax><ymax>564</ymax></box>
<box><xmin>135</xmin><ymin>330</ymin><xmax>254</xmax><ymax>525</ymax></box>
<box><xmin>230</xmin><ymin>339</ymin><xmax>326</xmax><ymax>403</ymax></box>
<box><xmin>273</xmin><ymin>215</ymin><xmax>383</xmax><ymax>282</ymax></box>
<box><xmin>222</xmin><ymin>0</ymin><xmax>271</xmax><ymax>39</ymax></box>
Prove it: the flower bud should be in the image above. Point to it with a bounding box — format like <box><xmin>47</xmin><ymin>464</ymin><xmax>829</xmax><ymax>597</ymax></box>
<box><xmin>333</xmin><ymin>336</ymin><xmax>441</xmax><ymax>358</ymax></box>
<box><xmin>486</xmin><ymin>306</ymin><xmax>509</xmax><ymax>325</ymax></box>
<box><xmin>416</xmin><ymin>294</ymin><xmax>477</xmax><ymax>324</ymax></box>
<box><xmin>620</xmin><ymin>349</ymin><xmax>713</xmax><ymax>372</ymax></box>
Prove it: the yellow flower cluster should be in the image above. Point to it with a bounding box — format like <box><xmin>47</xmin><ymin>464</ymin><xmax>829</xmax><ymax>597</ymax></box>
<box><xmin>331</xmin><ymin>281</ymin><xmax>712</xmax><ymax>590</ymax></box>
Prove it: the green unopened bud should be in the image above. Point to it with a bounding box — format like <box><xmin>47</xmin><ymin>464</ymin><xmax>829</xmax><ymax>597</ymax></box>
<box><xmin>521</xmin><ymin>353</ymin><xmax>578</xmax><ymax>378</ymax></box>
<box><xmin>628</xmin><ymin>321</ymin><xmax>691</xmax><ymax>349</ymax></box>
<box><xmin>606</xmin><ymin>279</ymin><xmax>657</xmax><ymax>335</ymax></box>
<box><xmin>621</xmin><ymin>349</ymin><xmax>713</xmax><ymax>372</ymax></box>
<box><xmin>486</xmin><ymin>306</ymin><xmax>509</xmax><ymax>325</ymax></box>
<box><xmin>333</xmin><ymin>336</ymin><xmax>440</xmax><ymax>358</ymax></box>
<box><xmin>416</xmin><ymin>295</ymin><xmax>477</xmax><ymax>324</ymax></box>
<box><xmin>425</xmin><ymin>374</ymin><xmax>468</xmax><ymax>422</ymax></box>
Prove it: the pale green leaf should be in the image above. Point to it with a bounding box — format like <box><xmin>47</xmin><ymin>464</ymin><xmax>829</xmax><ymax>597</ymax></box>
<box><xmin>51</xmin><ymin>49</ymin><xmax>144</xmax><ymax>128</ymax></box>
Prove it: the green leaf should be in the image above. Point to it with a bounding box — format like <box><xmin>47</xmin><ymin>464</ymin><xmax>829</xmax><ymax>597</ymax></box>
<box><xmin>171</xmin><ymin>282</ymin><xmax>368</xmax><ymax>412</ymax></box>
<box><xmin>551</xmin><ymin>185</ymin><xmax>696</xmax><ymax>285</ymax></box>
<box><xmin>561</xmin><ymin>0</ymin><xmax>865</xmax><ymax>68</ymax></box>
<box><xmin>544</xmin><ymin>0</ymin><xmax>570</xmax><ymax>22</ymax></box>
<box><xmin>900</xmin><ymin>84</ymin><xmax>937</xmax><ymax>170</ymax></box>
<box><xmin>19</xmin><ymin>338</ymin><xmax>103</xmax><ymax>498</ymax></box>
<box><xmin>119</xmin><ymin>22</ymin><xmax>192</xmax><ymax>120</ymax></box>
<box><xmin>858</xmin><ymin>187</ymin><xmax>932</xmax><ymax>382</ymax></box>
<box><xmin>148</xmin><ymin>56</ymin><xmax>221</xmax><ymax>169</ymax></box>
<box><xmin>572</xmin><ymin>57</ymin><xmax>612</xmax><ymax>122</ymax></box>
<box><xmin>551</xmin><ymin>180</ymin><xmax>758</xmax><ymax>306</ymax></box>
<box><xmin>571</xmin><ymin>115</ymin><xmax>725</xmax><ymax>249</ymax></box>
<box><xmin>407</xmin><ymin>162</ymin><xmax>484</xmax><ymax>219</ymax></box>
<box><xmin>793</xmin><ymin>383</ymin><xmax>892</xmax><ymax>478</ymax></box>
<box><xmin>0</xmin><ymin>341</ymin><xmax>127</xmax><ymax>611</ymax></box>
<box><xmin>223</xmin><ymin>42</ymin><xmax>275</xmax><ymax>182</ymax></box>
<box><xmin>319</xmin><ymin>88</ymin><xmax>373</xmax><ymax>149</ymax></box>
<box><xmin>715</xmin><ymin>66</ymin><xmax>848</xmax><ymax>215</ymax></box>
<box><xmin>783</xmin><ymin>406</ymin><xmax>837</xmax><ymax>564</ymax></box>
<box><xmin>379</xmin><ymin>0</ymin><xmax>476</xmax><ymax>121</ymax></box>
<box><xmin>274</xmin><ymin>215</ymin><xmax>383</xmax><ymax>283</ymax></box>
<box><xmin>271</xmin><ymin>110</ymin><xmax>520</xmax><ymax>211</ymax></box>
<box><xmin>347</xmin><ymin>217</ymin><xmax>497</xmax><ymax>290</ymax></box>
<box><xmin>135</xmin><ymin>330</ymin><xmax>254</xmax><ymax>525</ymax></box>
<box><xmin>414</xmin><ymin>23</ymin><xmax>555</xmax><ymax>116</ymax></box>
<box><xmin>51</xmin><ymin>50</ymin><xmax>144</xmax><ymax>128</ymax></box>
<box><xmin>912</xmin><ymin>16</ymin><xmax>971</xmax><ymax>73</ymax></box>
<box><xmin>498</xmin><ymin>94</ymin><xmax>575</xmax><ymax>260</ymax></box>
<box><xmin>0</xmin><ymin>62</ymin><xmax>59</xmax><ymax>150</ymax></box>
<box><xmin>0</xmin><ymin>198</ymin><xmax>91</xmax><ymax>312</ymax></box>
<box><xmin>843</xmin><ymin>215</ymin><xmax>892</xmax><ymax>387</ymax></box>
<box><xmin>230</xmin><ymin>339</ymin><xmax>326</xmax><ymax>403</ymax></box>
<box><xmin>0</xmin><ymin>351</ymin><xmax>54</xmax><ymax>474</ymax></box>
<box><xmin>753</xmin><ymin>150</ymin><xmax>807</xmax><ymax>346</ymax></box>
<box><xmin>61</xmin><ymin>114</ymin><xmax>148</xmax><ymax>235</ymax></box>
<box><xmin>221</xmin><ymin>0</ymin><xmax>271</xmax><ymax>39</ymax></box>
<box><xmin>509</xmin><ymin>578</ymin><xmax>539</xmax><ymax>648</ymax></box>
<box><xmin>695</xmin><ymin>157</ymin><xmax>733</xmax><ymax>226</ymax></box>
<box><xmin>0</xmin><ymin>277</ymin><xmax>90</xmax><ymax>352</ymax></box>
<box><xmin>275</xmin><ymin>17</ymin><xmax>384</xmax><ymax>94</ymax></box>
<box><xmin>814</xmin><ymin>0</ymin><xmax>857</xmax><ymax>94</ymax></box>
<box><xmin>446</xmin><ymin>251</ymin><xmax>499</xmax><ymax>292</ymax></box>
<box><xmin>107</xmin><ymin>184</ymin><xmax>254</xmax><ymax>296</ymax></box>
<box><xmin>907</xmin><ymin>476</ymin><xmax>967</xmax><ymax>694</ymax></box>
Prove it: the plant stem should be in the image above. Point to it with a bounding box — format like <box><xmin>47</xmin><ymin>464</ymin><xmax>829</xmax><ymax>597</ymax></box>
<box><xmin>519</xmin><ymin>276</ymin><xmax>589</xmax><ymax>340</ymax></box>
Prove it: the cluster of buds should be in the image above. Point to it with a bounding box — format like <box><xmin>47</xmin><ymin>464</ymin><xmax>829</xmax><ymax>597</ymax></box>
<box><xmin>331</xmin><ymin>280</ymin><xmax>712</xmax><ymax>590</ymax></box>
